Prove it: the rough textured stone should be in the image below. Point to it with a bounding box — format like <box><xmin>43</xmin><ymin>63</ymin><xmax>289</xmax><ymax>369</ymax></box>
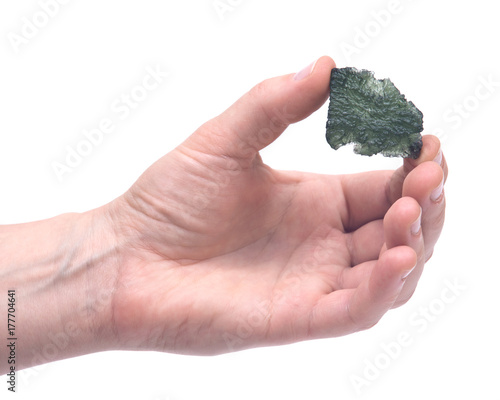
<box><xmin>326</xmin><ymin>67</ymin><xmax>423</xmax><ymax>158</ymax></box>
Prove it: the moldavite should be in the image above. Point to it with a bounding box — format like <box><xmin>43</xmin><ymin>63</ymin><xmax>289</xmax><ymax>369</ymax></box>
<box><xmin>326</xmin><ymin>67</ymin><xmax>423</xmax><ymax>158</ymax></box>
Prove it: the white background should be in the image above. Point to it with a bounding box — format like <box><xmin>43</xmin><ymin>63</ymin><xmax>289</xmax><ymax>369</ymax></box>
<box><xmin>1</xmin><ymin>0</ymin><xmax>499</xmax><ymax>398</ymax></box>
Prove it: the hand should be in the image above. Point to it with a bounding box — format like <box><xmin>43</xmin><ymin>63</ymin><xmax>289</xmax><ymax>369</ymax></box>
<box><xmin>105</xmin><ymin>56</ymin><xmax>448</xmax><ymax>354</ymax></box>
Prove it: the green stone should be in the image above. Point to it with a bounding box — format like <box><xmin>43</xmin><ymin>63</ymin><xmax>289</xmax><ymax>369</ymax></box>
<box><xmin>326</xmin><ymin>67</ymin><xmax>423</xmax><ymax>159</ymax></box>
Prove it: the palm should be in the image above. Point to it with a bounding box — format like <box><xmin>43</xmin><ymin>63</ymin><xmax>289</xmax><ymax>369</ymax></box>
<box><xmin>112</xmin><ymin>150</ymin><xmax>394</xmax><ymax>354</ymax></box>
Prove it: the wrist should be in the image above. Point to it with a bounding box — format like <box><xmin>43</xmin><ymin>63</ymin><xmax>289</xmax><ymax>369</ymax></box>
<box><xmin>0</xmin><ymin>206</ymin><xmax>122</xmax><ymax>373</ymax></box>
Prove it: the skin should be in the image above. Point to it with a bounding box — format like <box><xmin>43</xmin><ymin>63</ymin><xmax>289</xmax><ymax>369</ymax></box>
<box><xmin>0</xmin><ymin>56</ymin><xmax>447</xmax><ymax>374</ymax></box>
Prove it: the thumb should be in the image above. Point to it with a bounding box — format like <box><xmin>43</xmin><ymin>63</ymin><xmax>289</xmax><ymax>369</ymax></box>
<box><xmin>183</xmin><ymin>56</ymin><xmax>336</xmax><ymax>160</ymax></box>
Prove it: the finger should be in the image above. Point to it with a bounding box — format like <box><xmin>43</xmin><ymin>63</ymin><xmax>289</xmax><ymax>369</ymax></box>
<box><xmin>182</xmin><ymin>56</ymin><xmax>336</xmax><ymax>161</ymax></box>
<box><xmin>339</xmin><ymin>260</ymin><xmax>375</xmax><ymax>290</ymax></box>
<box><xmin>405</xmin><ymin>135</ymin><xmax>442</xmax><ymax>173</ymax></box>
<box><xmin>347</xmin><ymin>245</ymin><xmax>417</xmax><ymax>329</ymax></box>
<box><xmin>309</xmin><ymin>246</ymin><xmax>417</xmax><ymax>338</ymax></box>
<box><xmin>306</xmin><ymin>198</ymin><xmax>420</xmax><ymax>337</ymax></box>
<box><xmin>345</xmin><ymin>219</ymin><xmax>385</xmax><ymax>266</ymax></box>
<box><xmin>404</xmin><ymin>135</ymin><xmax>448</xmax><ymax>182</ymax></box>
<box><xmin>338</xmin><ymin>135</ymin><xmax>444</xmax><ymax>232</ymax></box>
<box><xmin>402</xmin><ymin>161</ymin><xmax>446</xmax><ymax>261</ymax></box>
<box><xmin>387</xmin><ymin>135</ymin><xmax>446</xmax><ymax>204</ymax></box>
<box><xmin>341</xmin><ymin>197</ymin><xmax>423</xmax><ymax>293</ymax></box>
<box><xmin>339</xmin><ymin>170</ymin><xmax>393</xmax><ymax>232</ymax></box>
<box><xmin>382</xmin><ymin>196</ymin><xmax>425</xmax><ymax>306</ymax></box>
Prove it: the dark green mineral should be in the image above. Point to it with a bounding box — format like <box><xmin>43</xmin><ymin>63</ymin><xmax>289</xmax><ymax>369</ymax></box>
<box><xmin>326</xmin><ymin>67</ymin><xmax>423</xmax><ymax>158</ymax></box>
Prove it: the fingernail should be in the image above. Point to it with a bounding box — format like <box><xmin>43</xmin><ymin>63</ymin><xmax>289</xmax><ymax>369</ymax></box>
<box><xmin>293</xmin><ymin>58</ymin><xmax>318</xmax><ymax>81</ymax></box>
<box><xmin>430</xmin><ymin>177</ymin><xmax>444</xmax><ymax>202</ymax></box>
<box><xmin>433</xmin><ymin>148</ymin><xmax>443</xmax><ymax>165</ymax></box>
<box><xmin>401</xmin><ymin>264</ymin><xmax>416</xmax><ymax>280</ymax></box>
<box><xmin>411</xmin><ymin>208</ymin><xmax>422</xmax><ymax>235</ymax></box>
